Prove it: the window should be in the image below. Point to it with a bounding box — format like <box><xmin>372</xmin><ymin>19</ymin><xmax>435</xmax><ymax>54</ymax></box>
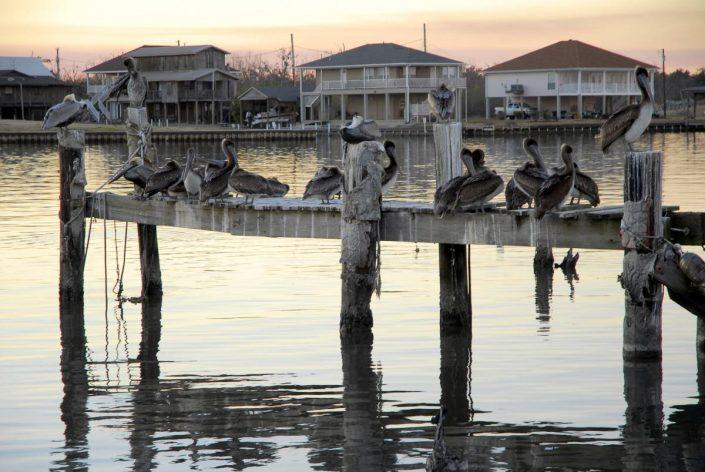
<box><xmin>440</xmin><ymin>67</ymin><xmax>457</xmax><ymax>78</ymax></box>
<box><xmin>547</xmin><ymin>72</ymin><xmax>556</xmax><ymax>90</ymax></box>
<box><xmin>365</xmin><ymin>67</ymin><xmax>386</xmax><ymax>80</ymax></box>
<box><xmin>408</xmin><ymin>66</ymin><xmax>416</xmax><ymax>76</ymax></box>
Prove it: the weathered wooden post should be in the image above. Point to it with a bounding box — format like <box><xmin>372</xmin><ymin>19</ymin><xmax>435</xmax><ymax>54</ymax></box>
<box><xmin>59</xmin><ymin>129</ymin><xmax>86</xmax><ymax>305</ymax></box>
<box><xmin>126</xmin><ymin>107</ymin><xmax>162</xmax><ymax>298</ymax></box>
<box><xmin>340</xmin><ymin>141</ymin><xmax>385</xmax><ymax>334</ymax></box>
<box><xmin>620</xmin><ymin>151</ymin><xmax>663</xmax><ymax>360</ymax></box>
<box><xmin>433</xmin><ymin>122</ymin><xmax>471</xmax><ymax>330</ymax></box>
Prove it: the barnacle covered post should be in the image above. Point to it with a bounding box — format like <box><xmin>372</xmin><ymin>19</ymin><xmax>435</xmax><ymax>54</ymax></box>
<box><xmin>433</xmin><ymin>120</ymin><xmax>471</xmax><ymax>331</ymax></box>
<box><xmin>340</xmin><ymin>140</ymin><xmax>385</xmax><ymax>335</ymax></box>
<box><xmin>620</xmin><ymin>151</ymin><xmax>663</xmax><ymax>360</ymax></box>
<box><xmin>58</xmin><ymin>129</ymin><xmax>86</xmax><ymax>306</ymax></box>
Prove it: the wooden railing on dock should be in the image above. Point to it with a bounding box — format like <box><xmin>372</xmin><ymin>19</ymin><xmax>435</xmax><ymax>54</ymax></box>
<box><xmin>85</xmin><ymin>193</ymin><xmax>701</xmax><ymax>250</ymax></box>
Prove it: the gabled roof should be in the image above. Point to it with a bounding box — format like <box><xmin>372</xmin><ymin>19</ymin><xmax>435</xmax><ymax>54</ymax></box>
<box><xmin>238</xmin><ymin>85</ymin><xmax>314</xmax><ymax>102</ymax></box>
<box><xmin>0</xmin><ymin>69</ymin><xmax>68</xmax><ymax>87</ymax></box>
<box><xmin>84</xmin><ymin>45</ymin><xmax>229</xmax><ymax>73</ymax></box>
<box><xmin>484</xmin><ymin>40</ymin><xmax>656</xmax><ymax>72</ymax></box>
<box><xmin>140</xmin><ymin>68</ymin><xmax>238</xmax><ymax>82</ymax></box>
<box><xmin>298</xmin><ymin>43</ymin><xmax>462</xmax><ymax>69</ymax></box>
<box><xmin>0</xmin><ymin>57</ymin><xmax>55</xmax><ymax>77</ymax></box>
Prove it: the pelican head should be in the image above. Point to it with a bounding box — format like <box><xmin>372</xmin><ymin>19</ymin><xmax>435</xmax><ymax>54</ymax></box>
<box><xmin>63</xmin><ymin>93</ymin><xmax>77</xmax><ymax>103</ymax></box>
<box><xmin>383</xmin><ymin>140</ymin><xmax>395</xmax><ymax>158</ymax></box>
<box><xmin>460</xmin><ymin>148</ymin><xmax>474</xmax><ymax>174</ymax></box>
<box><xmin>635</xmin><ymin>66</ymin><xmax>652</xmax><ymax>99</ymax></box>
<box><xmin>471</xmin><ymin>149</ymin><xmax>485</xmax><ymax>168</ymax></box>
<box><xmin>522</xmin><ymin>137</ymin><xmax>538</xmax><ymax>154</ymax></box>
<box><xmin>124</xmin><ymin>57</ymin><xmax>137</xmax><ymax>74</ymax></box>
<box><xmin>673</xmin><ymin>243</ymin><xmax>684</xmax><ymax>257</ymax></box>
<box><xmin>220</xmin><ymin>138</ymin><xmax>238</xmax><ymax>167</ymax></box>
<box><xmin>560</xmin><ymin>144</ymin><xmax>574</xmax><ymax>169</ymax></box>
<box><xmin>351</xmin><ymin>113</ymin><xmax>363</xmax><ymax>127</ymax></box>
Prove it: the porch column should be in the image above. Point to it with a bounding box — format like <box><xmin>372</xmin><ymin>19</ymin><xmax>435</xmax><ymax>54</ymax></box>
<box><xmin>485</xmin><ymin>97</ymin><xmax>490</xmax><ymax>119</ymax></box>
<box><xmin>578</xmin><ymin>95</ymin><xmax>583</xmax><ymax>119</ymax></box>
<box><xmin>299</xmin><ymin>73</ymin><xmax>304</xmax><ymax>127</ymax></box>
<box><xmin>385</xmin><ymin>93</ymin><xmax>389</xmax><ymax>121</ymax></box>
<box><xmin>177</xmin><ymin>102</ymin><xmax>181</xmax><ymax>123</ymax></box>
<box><xmin>194</xmin><ymin>101</ymin><xmax>199</xmax><ymax>124</ymax></box>
<box><xmin>341</xmin><ymin>93</ymin><xmax>346</xmax><ymax>121</ymax></box>
<box><xmin>537</xmin><ymin>96</ymin><xmax>542</xmax><ymax>118</ymax></box>
<box><xmin>602</xmin><ymin>95</ymin><xmax>607</xmax><ymax>115</ymax></box>
<box><xmin>455</xmin><ymin>89</ymin><xmax>460</xmax><ymax>121</ymax></box>
<box><xmin>556</xmin><ymin>95</ymin><xmax>561</xmax><ymax>120</ymax></box>
<box><xmin>404</xmin><ymin>65</ymin><xmax>410</xmax><ymax>123</ymax></box>
<box><xmin>363</xmin><ymin>94</ymin><xmax>368</xmax><ymax>119</ymax></box>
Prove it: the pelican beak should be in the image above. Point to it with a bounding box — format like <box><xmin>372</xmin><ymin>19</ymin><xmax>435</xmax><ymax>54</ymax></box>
<box><xmin>108</xmin><ymin>160</ymin><xmax>136</xmax><ymax>183</ymax></box>
<box><xmin>637</xmin><ymin>72</ymin><xmax>651</xmax><ymax>94</ymax></box>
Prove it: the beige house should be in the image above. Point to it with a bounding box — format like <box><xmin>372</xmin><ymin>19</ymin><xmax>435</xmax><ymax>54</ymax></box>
<box><xmin>297</xmin><ymin>43</ymin><xmax>466</xmax><ymax>124</ymax></box>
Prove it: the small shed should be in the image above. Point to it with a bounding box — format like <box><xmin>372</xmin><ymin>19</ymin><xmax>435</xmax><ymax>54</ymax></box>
<box><xmin>237</xmin><ymin>86</ymin><xmax>300</xmax><ymax>126</ymax></box>
<box><xmin>682</xmin><ymin>86</ymin><xmax>705</xmax><ymax>121</ymax></box>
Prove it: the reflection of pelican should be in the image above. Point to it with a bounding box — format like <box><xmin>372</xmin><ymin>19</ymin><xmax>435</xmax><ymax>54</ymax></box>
<box><xmin>303</xmin><ymin>166</ymin><xmax>344</xmax><ymax>204</ymax></box>
<box><xmin>144</xmin><ymin>160</ymin><xmax>181</xmax><ymax>197</ymax></box>
<box><xmin>200</xmin><ymin>139</ymin><xmax>236</xmax><ymax>202</ymax></box>
<box><xmin>108</xmin><ymin>155</ymin><xmax>154</xmax><ymax>193</ymax></box>
<box><xmin>535</xmin><ymin>144</ymin><xmax>575</xmax><ymax>219</ymax></box>
<box><xmin>598</xmin><ymin>66</ymin><xmax>653</xmax><ymax>152</ymax></box>
<box><xmin>555</xmin><ymin>248</ymin><xmax>580</xmax><ymax>272</ymax></box>
<box><xmin>426</xmin><ymin>406</ymin><xmax>468</xmax><ymax>471</ymax></box>
<box><xmin>427</xmin><ymin>84</ymin><xmax>456</xmax><ymax>121</ymax></box>
<box><xmin>433</xmin><ymin>149</ymin><xmax>475</xmax><ymax>216</ymax></box>
<box><xmin>340</xmin><ymin>114</ymin><xmax>381</xmax><ymax>143</ymax></box>
<box><xmin>513</xmin><ymin>138</ymin><xmax>549</xmax><ymax>207</ymax></box>
<box><xmin>42</xmin><ymin>94</ymin><xmax>98</xmax><ymax>129</ymax></box>
<box><xmin>382</xmin><ymin>140</ymin><xmax>399</xmax><ymax>194</ymax></box>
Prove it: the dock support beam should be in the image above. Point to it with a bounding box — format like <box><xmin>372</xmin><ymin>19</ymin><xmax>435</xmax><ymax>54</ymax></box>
<box><xmin>340</xmin><ymin>141</ymin><xmax>385</xmax><ymax>335</ymax></box>
<box><xmin>58</xmin><ymin>129</ymin><xmax>86</xmax><ymax>306</ymax></box>
<box><xmin>433</xmin><ymin>122</ymin><xmax>471</xmax><ymax>330</ymax></box>
<box><xmin>621</xmin><ymin>151</ymin><xmax>663</xmax><ymax>360</ymax></box>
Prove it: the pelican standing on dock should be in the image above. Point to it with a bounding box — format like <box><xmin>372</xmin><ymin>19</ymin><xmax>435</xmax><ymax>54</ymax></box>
<box><xmin>427</xmin><ymin>84</ymin><xmax>456</xmax><ymax>121</ymax></box>
<box><xmin>42</xmin><ymin>94</ymin><xmax>99</xmax><ymax>129</ymax></box>
<box><xmin>340</xmin><ymin>114</ymin><xmax>381</xmax><ymax>143</ymax></box>
<box><xmin>200</xmin><ymin>139</ymin><xmax>236</xmax><ymax>202</ymax></box>
<box><xmin>303</xmin><ymin>166</ymin><xmax>344</xmax><ymax>204</ymax></box>
<box><xmin>534</xmin><ymin>144</ymin><xmax>575</xmax><ymax>219</ymax></box>
<box><xmin>505</xmin><ymin>178</ymin><xmax>532</xmax><ymax>210</ymax></box>
<box><xmin>569</xmin><ymin>163</ymin><xmax>600</xmax><ymax>206</ymax></box>
<box><xmin>512</xmin><ymin>138</ymin><xmax>549</xmax><ymax>207</ymax></box>
<box><xmin>265</xmin><ymin>177</ymin><xmax>290</xmax><ymax>197</ymax></box>
<box><xmin>224</xmin><ymin>140</ymin><xmax>281</xmax><ymax>203</ymax></box>
<box><xmin>107</xmin><ymin>155</ymin><xmax>154</xmax><ymax>194</ymax></box>
<box><xmin>124</xmin><ymin>57</ymin><xmax>148</xmax><ymax>107</ymax></box>
<box><xmin>382</xmin><ymin>140</ymin><xmax>399</xmax><ymax>194</ymax></box>
<box><xmin>144</xmin><ymin>160</ymin><xmax>182</xmax><ymax>197</ymax></box>
<box><xmin>433</xmin><ymin>148</ymin><xmax>475</xmax><ymax>216</ymax></box>
<box><xmin>452</xmin><ymin>150</ymin><xmax>504</xmax><ymax>212</ymax></box>
<box><xmin>597</xmin><ymin>66</ymin><xmax>653</xmax><ymax>152</ymax></box>
<box><xmin>181</xmin><ymin>149</ymin><xmax>205</xmax><ymax>199</ymax></box>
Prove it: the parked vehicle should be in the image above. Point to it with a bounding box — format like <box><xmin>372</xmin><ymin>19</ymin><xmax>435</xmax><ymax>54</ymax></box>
<box><xmin>494</xmin><ymin>102</ymin><xmax>534</xmax><ymax>119</ymax></box>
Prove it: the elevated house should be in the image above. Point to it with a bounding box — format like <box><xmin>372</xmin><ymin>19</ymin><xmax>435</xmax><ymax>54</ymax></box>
<box><xmin>84</xmin><ymin>45</ymin><xmax>238</xmax><ymax>124</ymax></box>
<box><xmin>296</xmin><ymin>43</ymin><xmax>466</xmax><ymax>124</ymax></box>
<box><xmin>0</xmin><ymin>57</ymin><xmax>71</xmax><ymax>120</ymax></box>
<box><xmin>237</xmin><ymin>86</ymin><xmax>303</xmax><ymax>126</ymax></box>
<box><xmin>484</xmin><ymin>40</ymin><xmax>657</xmax><ymax>120</ymax></box>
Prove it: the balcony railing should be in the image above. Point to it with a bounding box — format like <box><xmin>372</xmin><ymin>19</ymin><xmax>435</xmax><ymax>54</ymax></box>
<box><xmin>179</xmin><ymin>89</ymin><xmax>229</xmax><ymax>100</ymax></box>
<box><xmin>319</xmin><ymin>77</ymin><xmax>464</xmax><ymax>91</ymax></box>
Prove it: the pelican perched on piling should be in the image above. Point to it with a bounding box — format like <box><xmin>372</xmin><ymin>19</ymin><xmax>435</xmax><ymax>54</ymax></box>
<box><xmin>200</xmin><ymin>139</ymin><xmax>236</xmax><ymax>202</ymax></box>
<box><xmin>42</xmin><ymin>94</ymin><xmax>99</xmax><ymax>129</ymax></box>
<box><xmin>427</xmin><ymin>84</ymin><xmax>455</xmax><ymax>121</ymax></box>
<box><xmin>452</xmin><ymin>149</ymin><xmax>504</xmax><ymax>212</ymax></box>
<box><xmin>108</xmin><ymin>155</ymin><xmax>154</xmax><ymax>193</ymax></box>
<box><xmin>303</xmin><ymin>166</ymin><xmax>344</xmax><ymax>204</ymax></box>
<box><xmin>124</xmin><ymin>57</ymin><xmax>148</xmax><ymax>107</ymax></box>
<box><xmin>340</xmin><ymin>114</ymin><xmax>381</xmax><ymax>143</ymax></box>
<box><xmin>433</xmin><ymin>149</ymin><xmax>476</xmax><ymax>216</ymax></box>
<box><xmin>534</xmin><ymin>144</ymin><xmax>575</xmax><ymax>219</ymax></box>
<box><xmin>382</xmin><ymin>140</ymin><xmax>399</xmax><ymax>194</ymax></box>
<box><xmin>597</xmin><ymin>66</ymin><xmax>653</xmax><ymax>152</ymax></box>
<box><xmin>654</xmin><ymin>244</ymin><xmax>705</xmax><ymax>317</ymax></box>
<box><xmin>144</xmin><ymin>160</ymin><xmax>182</xmax><ymax>197</ymax></box>
<box><xmin>512</xmin><ymin>138</ymin><xmax>549</xmax><ymax>208</ymax></box>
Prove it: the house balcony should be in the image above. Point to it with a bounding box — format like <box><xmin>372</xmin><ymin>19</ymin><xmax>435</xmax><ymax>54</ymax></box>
<box><xmin>556</xmin><ymin>82</ymin><xmax>635</xmax><ymax>95</ymax></box>
<box><xmin>318</xmin><ymin>77</ymin><xmax>465</xmax><ymax>92</ymax></box>
<box><xmin>179</xmin><ymin>89</ymin><xmax>230</xmax><ymax>100</ymax></box>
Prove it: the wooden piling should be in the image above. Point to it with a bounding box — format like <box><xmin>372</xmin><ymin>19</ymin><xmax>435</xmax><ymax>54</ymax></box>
<box><xmin>433</xmin><ymin>122</ymin><xmax>471</xmax><ymax>330</ymax></box>
<box><xmin>340</xmin><ymin>141</ymin><xmax>386</xmax><ymax>334</ymax></box>
<box><xmin>58</xmin><ymin>129</ymin><xmax>86</xmax><ymax>304</ymax></box>
<box><xmin>621</xmin><ymin>151</ymin><xmax>664</xmax><ymax>360</ymax></box>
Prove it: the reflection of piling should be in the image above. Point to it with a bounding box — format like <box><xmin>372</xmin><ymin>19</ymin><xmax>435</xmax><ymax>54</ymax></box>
<box><xmin>58</xmin><ymin>129</ymin><xmax>86</xmax><ymax>305</ymax></box>
<box><xmin>137</xmin><ymin>294</ymin><xmax>163</xmax><ymax>381</ymax></box>
<box><xmin>434</xmin><ymin>122</ymin><xmax>471</xmax><ymax>330</ymax></box>
<box><xmin>340</xmin><ymin>141</ymin><xmax>385</xmax><ymax>334</ymax></box>
<box><xmin>533</xmin><ymin>248</ymin><xmax>554</xmax><ymax>320</ymax></box>
<box><xmin>341</xmin><ymin>332</ymin><xmax>387</xmax><ymax>470</ymax></box>
<box><xmin>439</xmin><ymin>327</ymin><xmax>471</xmax><ymax>425</ymax></box>
<box><xmin>620</xmin><ymin>151</ymin><xmax>663</xmax><ymax>360</ymax></box>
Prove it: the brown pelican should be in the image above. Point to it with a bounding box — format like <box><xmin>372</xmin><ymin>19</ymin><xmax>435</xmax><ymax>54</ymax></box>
<box><xmin>200</xmin><ymin>139</ymin><xmax>236</xmax><ymax>202</ymax></box>
<box><xmin>512</xmin><ymin>138</ymin><xmax>549</xmax><ymax>207</ymax></box>
<box><xmin>108</xmin><ymin>155</ymin><xmax>154</xmax><ymax>193</ymax></box>
<box><xmin>124</xmin><ymin>57</ymin><xmax>148</xmax><ymax>107</ymax></box>
<box><xmin>505</xmin><ymin>178</ymin><xmax>532</xmax><ymax>210</ymax></box>
<box><xmin>427</xmin><ymin>84</ymin><xmax>456</xmax><ymax>121</ymax></box>
<box><xmin>426</xmin><ymin>406</ymin><xmax>468</xmax><ymax>472</ymax></box>
<box><xmin>303</xmin><ymin>166</ymin><xmax>344</xmax><ymax>204</ymax></box>
<box><xmin>42</xmin><ymin>94</ymin><xmax>99</xmax><ymax>129</ymax></box>
<box><xmin>382</xmin><ymin>140</ymin><xmax>399</xmax><ymax>194</ymax></box>
<box><xmin>221</xmin><ymin>140</ymin><xmax>278</xmax><ymax>203</ymax></box>
<box><xmin>674</xmin><ymin>245</ymin><xmax>705</xmax><ymax>293</ymax></box>
<box><xmin>181</xmin><ymin>149</ymin><xmax>204</xmax><ymax>199</ymax></box>
<box><xmin>569</xmin><ymin>164</ymin><xmax>600</xmax><ymax>206</ymax></box>
<box><xmin>339</xmin><ymin>114</ymin><xmax>381</xmax><ymax>143</ymax></box>
<box><xmin>598</xmin><ymin>67</ymin><xmax>653</xmax><ymax>152</ymax></box>
<box><xmin>534</xmin><ymin>144</ymin><xmax>575</xmax><ymax>219</ymax></box>
<box><xmin>144</xmin><ymin>160</ymin><xmax>181</xmax><ymax>197</ymax></box>
<box><xmin>433</xmin><ymin>149</ymin><xmax>475</xmax><ymax>216</ymax></box>
<box><xmin>452</xmin><ymin>150</ymin><xmax>504</xmax><ymax>212</ymax></box>
<box><xmin>653</xmin><ymin>244</ymin><xmax>705</xmax><ymax>317</ymax></box>
<box><xmin>265</xmin><ymin>177</ymin><xmax>290</xmax><ymax>197</ymax></box>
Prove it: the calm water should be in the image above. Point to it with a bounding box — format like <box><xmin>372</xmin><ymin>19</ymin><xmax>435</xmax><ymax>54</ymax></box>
<box><xmin>1</xmin><ymin>131</ymin><xmax>704</xmax><ymax>471</ymax></box>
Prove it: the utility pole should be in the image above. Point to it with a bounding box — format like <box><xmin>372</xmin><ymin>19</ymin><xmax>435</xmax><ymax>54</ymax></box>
<box><xmin>661</xmin><ymin>49</ymin><xmax>666</xmax><ymax>118</ymax></box>
<box><xmin>290</xmin><ymin>33</ymin><xmax>296</xmax><ymax>85</ymax></box>
<box><xmin>423</xmin><ymin>24</ymin><xmax>427</xmax><ymax>52</ymax></box>
<box><xmin>55</xmin><ymin>47</ymin><xmax>60</xmax><ymax>79</ymax></box>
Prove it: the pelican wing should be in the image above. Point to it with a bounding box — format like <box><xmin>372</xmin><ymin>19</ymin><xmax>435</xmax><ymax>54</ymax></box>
<box><xmin>303</xmin><ymin>173</ymin><xmax>342</xmax><ymax>199</ymax></box>
<box><xmin>505</xmin><ymin>177</ymin><xmax>531</xmax><ymax>210</ymax></box>
<box><xmin>42</xmin><ymin>100</ymin><xmax>83</xmax><ymax>129</ymax></box>
<box><xmin>454</xmin><ymin>171</ymin><xmax>504</xmax><ymax>209</ymax></box>
<box><xmin>575</xmin><ymin>170</ymin><xmax>600</xmax><ymax>206</ymax></box>
<box><xmin>102</xmin><ymin>73</ymin><xmax>129</xmax><ymax>101</ymax></box>
<box><xmin>433</xmin><ymin>175</ymin><xmax>467</xmax><ymax>216</ymax></box>
<box><xmin>144</xmin><ymin>163</ymin><xmax>181</xmax><ymax>197</ymax></box>
<box><xmin>598</xmin><ymin>104</ymin><xmax>639</xmax><ymax>152</ymax></box>
<box><xmin>229</xmin><ymin>169</ymin><xmax>271</xmax><ymax>196</ymax></box>
<box><xmin>535</xmin><ymin>173</ymin><xmax>573</xmax><ymax>219</ymax></box>
<box><xmin>513</xmin><ymin>163</ymin><xmax>547</xmax><ymax>198</ymax></box>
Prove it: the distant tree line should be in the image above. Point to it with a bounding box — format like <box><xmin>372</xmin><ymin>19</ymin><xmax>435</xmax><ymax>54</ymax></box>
<box><xmin>653</xmin><ymin>68</ymin><xmax>705</xmax><ymax>102</ymax></box>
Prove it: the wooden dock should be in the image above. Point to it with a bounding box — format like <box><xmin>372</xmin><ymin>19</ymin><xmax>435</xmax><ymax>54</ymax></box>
<box><xmin>86</xmin><ymin>193</ymin><xmax>704</xmax><ymax>250</ymax></box>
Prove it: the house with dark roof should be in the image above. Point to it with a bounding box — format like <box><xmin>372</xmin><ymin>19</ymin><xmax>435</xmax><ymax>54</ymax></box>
<box><xmin>296</xmin><ymin>43</ymin><xmax>465</xmax><ymax>124</ymax></box>
<box><xmin>237</xmin><ymin>86</ymin><xmax>311</xmax><ymax>126</ymax></box>
<box><xmin>84</xmin><ymin>45</ymin><xmax>238</xmax><ymax>124</ymax></box>
<box><xmin>484</xmin><ymin>40</ymin><xmax>657</xmax><ymax>120</ymax></box>
<box><xmin>0</xmin><ymin>57</ymin><xmax>71</xmax><ymax>120</ymax></box>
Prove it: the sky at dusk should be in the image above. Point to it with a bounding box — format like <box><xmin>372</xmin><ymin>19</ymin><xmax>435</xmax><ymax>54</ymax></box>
<box><xmin>0</xmin><ymin>0</ymin><xmax>703</xmax><ymax>73</ymax></box>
